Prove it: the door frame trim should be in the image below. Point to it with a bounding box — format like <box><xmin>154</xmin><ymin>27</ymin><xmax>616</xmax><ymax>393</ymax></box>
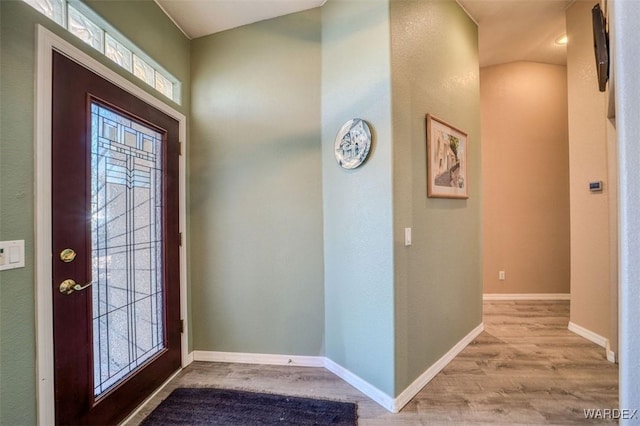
<box><xmin>34</xmin><ymin>25</ymin><xmax>189</xmax><ymax>425</ymax></box>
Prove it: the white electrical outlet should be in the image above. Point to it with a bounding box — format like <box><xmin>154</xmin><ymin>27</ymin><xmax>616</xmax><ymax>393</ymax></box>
<box><xmin>499</xmin><ymin>270</ymin><xmax>506</xmax><ymax>281</ymax></box>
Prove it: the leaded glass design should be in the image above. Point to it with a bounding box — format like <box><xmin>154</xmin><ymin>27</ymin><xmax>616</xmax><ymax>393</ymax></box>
<box><xmin>68</xmin><ymin>5</ymin><xmax>104</xmax><ymax>52</ymax></box>
<box><xmin>155</xmin><ymin>72</ymin><xmax>174</xmax><ymax>100</ymax></box>
<box><xmin>105</xmin><ymin>34</ymin><xmax>133</xmax><ymax>72</ymax></box>
<box><xmin>23</xmin><ymin>0</ymin><xmax>65</xmax><ymax>26</ymax></box>
<box><xmin>133</xmin><ymin>55</ymin><xmax>155</xmax><ymax>87</ymax></box>
<box><xmin>90</xmin><ymin>102</ymin><xmax>165</xmax><ymax>397</ymax></box>
<box><xmin>21</xmin><ymin>0</ymin><xmax>181</xmax><ymax>103</ymax></box>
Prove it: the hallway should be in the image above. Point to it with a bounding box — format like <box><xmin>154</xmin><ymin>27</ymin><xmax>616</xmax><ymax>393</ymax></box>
<box><xmin>128</xmin><ymin>300</ymin><xmax>618</xmax><ymax>425</ymax></box>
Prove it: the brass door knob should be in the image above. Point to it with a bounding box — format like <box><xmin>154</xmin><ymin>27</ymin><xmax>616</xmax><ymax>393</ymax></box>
<box><xmin>59</xmin><ymin>279</ymin><xmax>92</xmax><ymax>295</ymax></box>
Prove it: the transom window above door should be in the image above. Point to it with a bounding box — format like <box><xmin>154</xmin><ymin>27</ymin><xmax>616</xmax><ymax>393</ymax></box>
<box><xmin>22</xmin><ymin>0</ymin><xmax>181</xmax><ymax>104</ymax></box>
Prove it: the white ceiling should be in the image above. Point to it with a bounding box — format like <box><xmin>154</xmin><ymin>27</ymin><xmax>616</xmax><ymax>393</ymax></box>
<box><xmin>458</xmin><ymin>0</ymin><xmax>574</xmax><ymax>67</ymax></box>
<box><xmin>155</xmin><ymin>0</ymin><xmax>326</xmax><ymax>39</ymax></box>
<box><xmin>155</xmin><ymin>0</ymin><xmax>573</xmax><ymax>67</ymax></box>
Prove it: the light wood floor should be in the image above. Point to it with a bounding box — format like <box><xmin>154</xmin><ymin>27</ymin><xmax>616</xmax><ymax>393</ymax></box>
<box><xmin>127</xmin><ymin>301</ymin><xmax>618</xmax><ymax>425</ymax></box>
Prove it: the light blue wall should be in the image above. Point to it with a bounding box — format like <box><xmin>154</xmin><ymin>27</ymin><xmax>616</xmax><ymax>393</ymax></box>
<box><xmin>189</xmin><ymin>9</ymin><xmax>325</xmax><ymax>355</ymax></box>
<box><xmin>390</xmin><ymin>0</ymin><xmax>482</xmax><ymax>392</ymax></box>
<box><xmin>612</xmin><ymin>0</ymin><xmax>640</xmax><ymax>417</ymax></box>
<box><xmin>0</xmin><ymin>1</ymin><xmax>190</xmax><ymax>424</ymax></box>
<box><xmin>321</xmin><ymin>0</ymin><xmax>396</xmax><ymax>396</ymax></box>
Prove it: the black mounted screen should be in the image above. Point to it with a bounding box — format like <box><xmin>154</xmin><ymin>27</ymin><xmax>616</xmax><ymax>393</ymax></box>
<box><xmin>592</xmin><ymin>4</ymin><xmax>609</xmax><ymax>92</ymax></box>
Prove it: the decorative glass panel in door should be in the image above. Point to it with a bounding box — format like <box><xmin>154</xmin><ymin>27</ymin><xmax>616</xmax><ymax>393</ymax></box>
<box><xmin>90</xmin><ymin>102</ymin><xmax>165</xmax><ymax>397</ymax></box>
<box><xmin>52</xmin><ymin>51</ymin><xmax>180</xmax><ymax>425</ymax></box>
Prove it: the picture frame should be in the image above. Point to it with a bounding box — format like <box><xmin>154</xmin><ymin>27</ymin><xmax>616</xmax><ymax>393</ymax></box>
<box><xmin>426</xmin><ymin>114</ymin><xmax>469</xmax><ymax>199</ymax></box>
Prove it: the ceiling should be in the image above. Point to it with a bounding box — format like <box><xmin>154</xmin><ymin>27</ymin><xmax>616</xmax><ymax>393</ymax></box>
<box><xmin>155</xmin><ymin>0</ymin><xmax>325</xmax><ymax>39</ymax></box>
<box><xmin>458</xmin><ymin>0</ymin><xmax>574</xmax><ymax>67</ymax></box>
<box><xmin>155</xmin><ymin>0</ymin><xmax>573</xmax><ymax>67</ymax></box>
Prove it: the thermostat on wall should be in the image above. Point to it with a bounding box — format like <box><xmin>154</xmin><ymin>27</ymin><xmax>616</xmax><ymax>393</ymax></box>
<box><xmin>589</xmin><ymin>181</ymin><xmax>603</xmax><ymax>192</ymax></box>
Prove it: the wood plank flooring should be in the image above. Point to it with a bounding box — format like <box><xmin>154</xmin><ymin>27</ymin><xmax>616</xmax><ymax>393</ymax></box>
<box><xmin>126</xmin><ymin>301</ymin><xmax>618</xmax><ymax>425</ymax></box>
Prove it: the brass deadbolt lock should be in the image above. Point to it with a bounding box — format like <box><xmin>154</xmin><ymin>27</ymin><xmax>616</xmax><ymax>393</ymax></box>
<box><xmin>60</xmin><ymin>248</ymin><xmax>77</xmax><ymax>263</ymax></box>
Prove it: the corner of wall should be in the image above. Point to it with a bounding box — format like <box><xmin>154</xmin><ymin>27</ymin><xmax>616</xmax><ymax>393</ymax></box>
<box><xmin>566</xmin><ymin>0</ymin><xmax>614</xmax><ymax>346</ymax></box>
<box><xmin>321</xmin><ymin>0</ymin><xmax>396</xmax><ymax>397</ymax></box>
<box><xmin>389</xmin><ymin>0</ymin><xmax>482</xmax><ymax>394</ymax></box>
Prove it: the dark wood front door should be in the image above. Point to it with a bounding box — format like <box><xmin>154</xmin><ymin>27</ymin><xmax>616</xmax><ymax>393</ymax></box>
<box><xmin>51</xmin><ymin>51</ymin><xmax>181</xmax><ymax>425</ymax></box>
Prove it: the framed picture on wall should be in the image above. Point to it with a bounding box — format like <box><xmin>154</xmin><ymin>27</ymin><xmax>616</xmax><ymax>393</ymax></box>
<box><xmin>426</xmin><ymin>114</ymin><xmax>469</xmax><ymax>199</ymax></box>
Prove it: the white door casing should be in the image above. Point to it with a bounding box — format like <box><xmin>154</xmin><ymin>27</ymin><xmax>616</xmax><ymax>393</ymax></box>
<box><xmin>34</xmin><ymin>25</ymin><xmax>188</xmax><ymax>425</ymax></box>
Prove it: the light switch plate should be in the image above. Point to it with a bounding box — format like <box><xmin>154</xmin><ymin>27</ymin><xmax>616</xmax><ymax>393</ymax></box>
<box><xmin>0</xmin><ymin>240</ymin><xmax>25</xmax><ymax>271</ymax></box>
<box><xmin>404</xmin><ymin>228</ymin><xmax>412</xmax><ymax>247</ymax></box>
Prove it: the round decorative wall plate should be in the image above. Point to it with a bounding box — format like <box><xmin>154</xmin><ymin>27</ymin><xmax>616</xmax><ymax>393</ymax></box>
<box><xmin>334</xmin><ymin>118</ymin><xmax>372</xmax><ymax>169</ymax></box>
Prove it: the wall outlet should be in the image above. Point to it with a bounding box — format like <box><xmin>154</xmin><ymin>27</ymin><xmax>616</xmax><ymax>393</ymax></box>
<box><xmin>499</xmin><ymin>270</ymin><xmax>506</xmax><ymax>281</ymax></box>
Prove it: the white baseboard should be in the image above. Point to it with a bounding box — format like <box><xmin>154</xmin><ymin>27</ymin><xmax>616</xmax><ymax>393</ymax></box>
<box><xmin>323</xmin><ymin>358</ymin><xmax>395</xmax><ymax>412</ymax></box>
<box><xmin>568</xmin><ymin>321</ymin><xmax>616</xmax><ymax>363</ymax></box>
<box><xmin>393</xmin><ymin>323</ymin><xmax>484</xmax><ymax>412</ymax></box>
<box><xmin>606</xmin><ymin>342</ymin><xmax>616</xmax><ymax>363</ymax></box>
<box><xmin>191</xmin><ymin>350</ymin><xmax>394</xmax><ymax>410</ymax></box>
<box><xmin>190</xmin><ymin>323</ymin><xmax>484</xmax><ymax>414</ymax></box>
<box><xmin>184</xmin><ymin>351</ymin><xmax>194</xmax><ymax>366</ymax></box>
<box><xmin>568</xmin><ymin>321</ymin><xmax>608</xmax><ymax>346</ymax></box>
<box><xmin>483</xmin><ymin>293</ymin><xmax>571</xmax><ymax>301</ymax></box>
<box><xmin>192</xmin><ymin>350</ymin><xmax>325</xmax><ymax>367</ymax></box>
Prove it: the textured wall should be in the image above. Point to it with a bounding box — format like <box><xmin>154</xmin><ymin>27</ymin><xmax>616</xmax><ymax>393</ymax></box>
<box><xmin>566</xmin><ymin>0</ymin><xmax>615</xmax><ymax>344</ymax></box>
<box><xmin>611</xmin><ymin>0</ymin><xmax>640</xmax><ymax>414</ymax></box>
<box><xmin>321</xmin><ymin>0</ymin><xmax>395</xmax><ymax>396</ymax></box>
<box><xmin>189</xmin><ymin>9</ymin><xmax>325</xmax><ymax>356</ymax></box>
<box><xmin>0</xmin><ymin>1</ymin><xmax>190</xmax><ymax>424</ymax></box>
<box><xmin>390</xmin><ymin>0</ymin><xmax>482</xmax><ymax>393</ymax></box>
<box><xmin>84</xmin><ymin>0</ymin><xmax>190</xmax><ymax>109</ymax></box>
<box><xmin>1</xmin><ymin>0</ymin><xmax>490</xmax><ymax>418</ymax></box>
<box><xmin>481</xmin><ymin>62</ymin><xmax>570</xmax><ymax>295</ymax></box>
